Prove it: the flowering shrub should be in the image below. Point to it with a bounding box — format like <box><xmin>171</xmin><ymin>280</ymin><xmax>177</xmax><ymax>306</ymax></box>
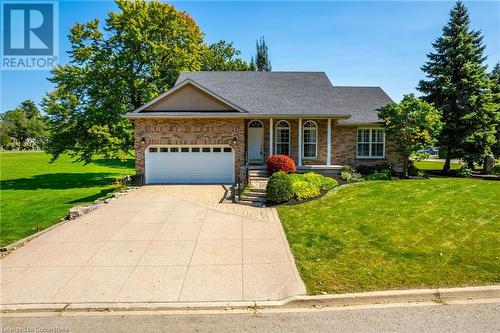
<box><xmin>266</xmin><ymin>154</ymin><xmax>297</xmax><ymax>174</ymax></box>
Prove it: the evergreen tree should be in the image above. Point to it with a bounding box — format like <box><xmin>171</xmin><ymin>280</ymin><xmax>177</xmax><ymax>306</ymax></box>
<box><xmin>255</xmin><ymin>37</ymin><xmax>271</xmax><ymax>71</ymax></box>
<box><xmin>417</xmin><ymin>1</ymin><xmax>497</xmax><ymax>171</ymax></box>
<box><xmin>489</xmin><ymin>62</ymin><xmax>500</xmax><ymax>157</ymax></box>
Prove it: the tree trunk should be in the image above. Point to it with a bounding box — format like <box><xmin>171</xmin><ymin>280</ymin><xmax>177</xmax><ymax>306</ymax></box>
<box><xmin>467</xmin><ymin>160</ymin><xmax>475</xmax><ymax>170</ymax></box>
<box><xmin>443</xmin><ymin>148</ymin><xmax>451</xmax><ymax>172</ymax></box>
<box><xmin>403</xmin><ymin>156</ymin><xmax>409</xmax><ymax>178</ymax></box>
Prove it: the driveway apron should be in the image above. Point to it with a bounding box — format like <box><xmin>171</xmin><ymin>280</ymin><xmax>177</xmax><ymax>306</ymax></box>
<box><xmin>0</xmin><ymin>186</ymin><xmax>305</xmax><ymax>306</ymax></box>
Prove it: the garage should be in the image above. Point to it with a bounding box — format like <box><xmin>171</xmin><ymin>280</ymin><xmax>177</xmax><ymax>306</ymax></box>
<box><xmin>145</xmin><ymin>146</ymin><xmax>235</xmax><ymax>184</ymax></box>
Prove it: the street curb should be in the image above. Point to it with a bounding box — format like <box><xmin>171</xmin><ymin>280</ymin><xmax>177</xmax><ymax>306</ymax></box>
<box><xmin>1</xmin><ymin>285</ymin><xmax>498</xmax><ymax>314</ymax></box>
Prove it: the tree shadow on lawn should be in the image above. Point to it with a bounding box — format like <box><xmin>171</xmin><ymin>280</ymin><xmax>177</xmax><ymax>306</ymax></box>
<box><xmin>89</xmin><ymin>158</ymin><xmax>135</xmax><ymax>170</ymax></box>
<box><xmin>0</xmin><ymin>173</ymin><xmax>121</xmax><ymax>191</ymax></box>
<box><xmin>67</xmin><ymin>188</ymin><xmax>116</xmax><ymax>204</ymax></box>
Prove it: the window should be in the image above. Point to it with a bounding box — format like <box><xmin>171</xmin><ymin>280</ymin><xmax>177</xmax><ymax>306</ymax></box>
<box><xmin>357</xmin><ymin>129</ymin><xmax>385</xmax><ymax>158</ymax></box>
<box><xmin>213</xmin><ymin>147</ymin><xmax>222</xmax><ymax>152</ymax></box>
<box><xmin>149</xmin><ymin>147</ymin><xmax>158</xmax><ymax>153</ymax></box>
<box><xmin>160</xmin><ymin>147</ymin><xmax>168</xmax><ymax>153</ymax></box>
<box><xmin>202</xmin><ymin>147</ymin><xmax>211</xmax><ymax>152</ymax></box>
<box><xmin>191</xmin><ymin>147</ymin><xmax>200</xmax><ymax>152</ymax></box>
<box><xmin>170</xmin><ymin>147</ymin><xmax>179</xmax><ymax>152</ymax></box>
<box><xmin>223</xmin><ymin>147</ymin><xmax>232</xmax><ymax>152</ymax></box>
<box><xmin>248</xmin><ymin>120</ymin><xmax>263</xmax><ymax>128</ymax></box>
<box><xmin>180</xmin><ymin>147</ymin><xmax>189</xmax><ymax>152</ymax></box>
<box><xmin>275</xmin><ymin>120</ymin><xmax>290</xmax><ymax>156</ymax></box>
<box><xmin>303</xmin><ymin>121</ymin><xmax>317</xmax><ymax>159</ymax></box>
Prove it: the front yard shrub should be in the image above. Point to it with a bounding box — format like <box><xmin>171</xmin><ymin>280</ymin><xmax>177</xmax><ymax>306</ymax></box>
<box><xmin>341</xmin><ymin>170</ymin><xmax>353</xmax><ymax>182</ymax></box>
<box><xmin>407</xmin><ymin>161</ymin><xmax>419</xmax><ymax>176</ymax></box>
<box><xmin>341</xmin><ymin>165</ymin><xmax>355</xmax><ymax>182</ymax></box>
<box><xmin>492</xmin><ymin>164</ymin><xmax>500</xmax><ymax>175</ymax></box>
<box><xmin>291</xmin><ymin>180</ymin><xmax>320</xmax><ymax>201</ymax></box>
<box><xmin>364</xmin><ymin>169</ymin><xmax>392</xmax><ymax>181</ymax></box>
<box><xmin>457</xmin><ymin>165</ymin><xmax>472</xmax><ymax>178</ymax></box>
<box><xmin>302</xmin><ymin>172</ymin><xmax>338</xmax><ymax>190</ymax></box>
<box><xmin>279</xmin><ymin>172</ymin><xmax>338</xmax><ymax>202</ymax></box>
<box><xmin>266</xmin><ymin>171</ymin><xmax>294</xmax><ymax>203</ymax></box>
<box><xmin>356</xmin><ymin>164</ymin><xmax>391</xmax><ymax>176</ymax></box>
<box><xmin>266</xmin><ymin>154</ymin><xmax>297</xmax><ymax>174</ymax></box>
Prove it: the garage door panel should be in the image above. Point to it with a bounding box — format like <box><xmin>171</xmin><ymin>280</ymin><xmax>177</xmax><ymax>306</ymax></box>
<box><xmin>145</xmin><ymin>147</ymin><xmax>234</xmax><ymax>184</ymax></box>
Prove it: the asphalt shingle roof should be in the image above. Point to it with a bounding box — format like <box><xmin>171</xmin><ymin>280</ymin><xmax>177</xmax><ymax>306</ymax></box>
<box><xmin>131</xmin><ymin>71</ymin><xmax>393</xmax><ymax>124</ymax></box>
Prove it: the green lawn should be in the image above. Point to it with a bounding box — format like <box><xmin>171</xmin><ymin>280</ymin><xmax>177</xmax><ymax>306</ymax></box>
<box><xmin>414</xmin><ymin>160</ymin><xmax>463</xmax><ymax>170</ymax></box>
<box><xmin>0</xmin><ymin>151</ymin><xmax>134</xmax><ymax>247</ymax></box>
<box><xmin>278</xmin><ymin>178</ymin><xmax>500</xmax><ymax>294</ymax></box>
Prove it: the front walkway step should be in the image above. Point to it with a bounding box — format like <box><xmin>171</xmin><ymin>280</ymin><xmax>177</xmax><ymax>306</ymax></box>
<box><xmin>243</xmin><ymin>191</ymin><xmax>266</xmax><ymax>199</ymax></box>
<box><xmin>240</xmin><ymin>196</ymin><xmax>266</xmax><ymax>203</ymax></box>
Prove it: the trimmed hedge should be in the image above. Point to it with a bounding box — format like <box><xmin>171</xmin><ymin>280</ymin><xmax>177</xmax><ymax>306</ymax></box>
<box><xmin>291</xmin><ymin>180</ymin><xmax>320</xmax><ymax>201</ymax></box>
<box><xmin>363</xmin><ymin>169</ymin><xmax>392</xmax><ymax>181</ymax></box>
<box><xmin>266</xmin><ymin>171</ymin><xmax>294</xmax><ymax>203</ymax></box>
<box><xmin>266</xmin><ymin>154</ymin><xmax>297</xmax><ymax>174</ymax></box>
<box><xmin>269</xmin><ymin>172</ymin><xmax>338</xmax><ymax>203</ymax></box>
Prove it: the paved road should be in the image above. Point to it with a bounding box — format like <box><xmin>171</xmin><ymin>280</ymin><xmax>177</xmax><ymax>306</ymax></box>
<box><xmin>2</xmin><ymin>301</ymin><xmax>498</xmax><ymax>333</ymax></box>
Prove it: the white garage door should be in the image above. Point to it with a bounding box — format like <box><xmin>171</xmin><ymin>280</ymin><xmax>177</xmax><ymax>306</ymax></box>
<box><xmin>145</xmin><ymin>146</ymin><xmax>235</xmax><ymax>184</ymax></box>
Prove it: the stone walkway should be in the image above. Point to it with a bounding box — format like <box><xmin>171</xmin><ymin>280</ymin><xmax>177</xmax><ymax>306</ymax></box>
<box><xmin>0</xmin><ymin>186</ymin><xmax>305</xmax><ymax>307</ymax></box>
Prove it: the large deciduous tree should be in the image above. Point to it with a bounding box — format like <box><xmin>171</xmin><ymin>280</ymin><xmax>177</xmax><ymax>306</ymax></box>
<box><xmin>1</xmin><ymin>100</ymin><xmax>46</xmax><ymax>150</ymax></box>
<box><xmin>417</xmin><ymin>1</ymin><xmax>497</xmax><ymax>171</ymax></box>
<box><xmin>378</xmin><ymin>94</ymin><xmax>443</xmax><ymax>177</ymax></box>
<box><xmin>43</xmin><ymin>0</ymin><xmax>251</xmax><ymax>163</ymax></box>
<box><xmin>202</xmin><ymin>40</ymin><xmax>253</xmax><ymax>71</ymax></box>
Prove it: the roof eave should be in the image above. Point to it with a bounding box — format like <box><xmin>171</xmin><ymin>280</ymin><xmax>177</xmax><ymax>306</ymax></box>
<box><xmin>123</xmin><ymin>113</ymin><xmax>352</xmax><ymax>120</ymax></box>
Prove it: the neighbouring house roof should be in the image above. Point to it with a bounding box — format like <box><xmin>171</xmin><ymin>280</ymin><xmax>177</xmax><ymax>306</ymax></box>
<box><xmin>125</xmin><ymin>71</ymin><xmax>393</xmax><ymax>124</ymax></box>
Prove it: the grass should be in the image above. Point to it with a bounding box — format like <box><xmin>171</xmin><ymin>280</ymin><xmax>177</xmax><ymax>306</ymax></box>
<box><xmin>414</xmin><ymin>160</ymin><xmax>463</xmax><ymax>171</ymax></box>
<box><xmin>278</xmin><ymin>178</ymin><xmax>500</xmax><ymax>294</ymax></box>
<box><xmin>0</xmin><ymin>151</ymin><xmax>134</xmax><ymax>247</ymax></box>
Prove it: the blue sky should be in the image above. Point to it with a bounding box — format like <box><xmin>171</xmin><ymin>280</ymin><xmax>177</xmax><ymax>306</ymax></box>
<box><xmin>1</xmin><ymin>0</ymin><xmax>499</xmax><ymax>112</ymax></box>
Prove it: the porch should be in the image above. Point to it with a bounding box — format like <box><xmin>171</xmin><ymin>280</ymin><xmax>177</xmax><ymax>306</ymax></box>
<box><xmin>244</xmin><ymin>117</ymin><xmax>345</xmax><ymax>173</ymax></box>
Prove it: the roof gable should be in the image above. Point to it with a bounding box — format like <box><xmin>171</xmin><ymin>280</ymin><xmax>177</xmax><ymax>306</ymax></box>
<box><xmin>133</xmin><ymin>79</ymin><xmax>246</xmax><ymax>113</ymax></box>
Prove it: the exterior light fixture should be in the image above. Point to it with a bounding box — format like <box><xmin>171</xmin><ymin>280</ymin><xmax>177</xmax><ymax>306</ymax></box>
<box><xmin>232</xmin><ymin>137</ymin><xmax>237</xmax><ymax>144</ymax></box>
<box><xmin>140</xmin><ymin>137</ymin><xmax>146</xmax><ymax>145</ymax></box>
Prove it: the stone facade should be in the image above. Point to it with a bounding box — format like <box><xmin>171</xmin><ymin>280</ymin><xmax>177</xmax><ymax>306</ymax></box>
<box><xmin>132</xmin><ymin>118</ymin><xmax>402</xmax><ymax>185</ymax></box>
<box><xmin>133</xmin><ymin>119</ymin><xmax>245</xmax><ymax>185</ymax></box>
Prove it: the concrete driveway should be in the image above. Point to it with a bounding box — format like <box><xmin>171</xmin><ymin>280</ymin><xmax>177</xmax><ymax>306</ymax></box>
<box><xmin>0</xmin><ymin>186</ymin><xmax>305</xmax><ymax>307</ymax></box>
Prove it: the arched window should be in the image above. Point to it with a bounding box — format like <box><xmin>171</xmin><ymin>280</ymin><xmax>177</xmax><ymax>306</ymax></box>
<box><xmin>275</xmin><ymin>120</ymin><xmax>290</xmax><ymax>156</ymax></box>
<box><xmin>248</xmin><ymin>120</ymin><xmax>263</xmax><ymax>128</ymax></box>
<box><xmin>303</xmin><ymin>121</ymin><xmax>317</xmax><ymax>159</ymax></box>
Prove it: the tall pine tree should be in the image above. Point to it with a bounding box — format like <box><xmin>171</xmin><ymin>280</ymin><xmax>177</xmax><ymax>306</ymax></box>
<box><xmin>417</xmin><ymin>1</ymin><xmax>497</xmax><ymax>171</ymax></box>
<box><xmin>489</xmin><ymin>62</ymin><xmax>500</xmax><ymax>158</ymax></box>
<box><xmin>255</xmin><ymin>37</ymin><xmax>272</xmax><ymax>71</ymax></box>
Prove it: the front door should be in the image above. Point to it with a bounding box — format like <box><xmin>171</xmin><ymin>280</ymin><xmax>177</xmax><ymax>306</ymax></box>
<box><xmin>248</xmin><ymin>120</ymin><xmax>264</xmax><ymax>164</ymax></box>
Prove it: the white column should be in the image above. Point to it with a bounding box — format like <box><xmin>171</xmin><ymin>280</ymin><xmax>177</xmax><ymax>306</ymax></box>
<box><xmin>298</xmin><ymin>119</ymin><xmax>302</xmax><ymax>167</ymax></box>
<box><xmin>269</xmin><ymin>118</ymin><xmax>273</xmax><ymax>156</ymax></box>
<box><xmin>327</xmin><ymin>118</ymin><xmax>332</xmax><ymax>166</ymax></box>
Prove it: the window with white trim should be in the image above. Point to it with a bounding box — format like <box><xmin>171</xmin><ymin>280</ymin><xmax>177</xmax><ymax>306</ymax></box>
<box><xmin>303</xmin><ymin>121</ymin><xmax>317</xmax><ymax>159</ymax></box>
<box><xmin>275</xmin><ymin>120</ymin><xmax>290</xmax><ymax>156</ymax></box>
<box><xmin>357</xmin><ymin>128</ymin><xmax>385</xmax><ymax>158</ymax></box>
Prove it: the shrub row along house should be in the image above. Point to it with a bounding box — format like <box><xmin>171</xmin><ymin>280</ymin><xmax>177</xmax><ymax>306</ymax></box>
<box><xmin>125</xmin><ymin>71</ymin><xmax>401</xmax><ymax>185</ymax></box>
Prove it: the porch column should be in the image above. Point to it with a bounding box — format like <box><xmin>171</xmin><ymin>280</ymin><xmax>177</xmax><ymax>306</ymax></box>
<box><xmin>327</xmin><ymin>118</ymin><xmax>332</xmax><ymax>166</ymax></box>
<box><xmin>298</xmin><ymin>118</ymin><xmax>302</xmax><ymax>167</ymax></box>
<box><xmin>269</xmin><ymin>118</ymin><xmax>273</xmax><ymax>156</ymax></box>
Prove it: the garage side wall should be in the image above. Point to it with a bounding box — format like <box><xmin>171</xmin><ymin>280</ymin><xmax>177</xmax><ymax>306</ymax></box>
<box><xmin>133</xmin><ymin>119</ymin><xmax>245</xmax><ymax>185</ymax></box>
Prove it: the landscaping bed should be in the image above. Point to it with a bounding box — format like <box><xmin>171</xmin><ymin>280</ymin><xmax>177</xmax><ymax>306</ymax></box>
<box><xmin>278</xmin><ymin>177</ymin><xmax>500</xmax><ymax>294</ymax></box>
